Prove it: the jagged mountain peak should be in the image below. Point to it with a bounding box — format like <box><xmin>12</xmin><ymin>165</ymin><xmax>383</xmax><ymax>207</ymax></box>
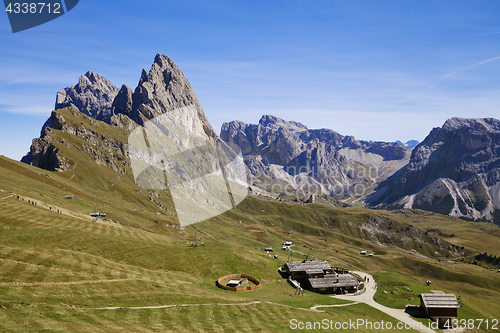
<box><xmin>442</xmin><ymin>117</ymin><xmax>500</xmax><ymax>133</ymax></box>
<box><xmin>132</xmin><ymin>54</ymin><xmax>200</xmax><ymax>120</ymax></box>
<box><xmin>153</xmin><ymin>53</ymin><xmax>177</xmax><ymax>69</ymax></box>
<box><xmin>258</xmin><ymin>115</ymin><xmax>308</xmax><ymax>132</ymax></box>
<box><xmin>221</xmin><ymin>116</ymin><xmax>411</xmax><ymax>201</ymax></box>
<box><xmin>49</xmin><ymin>54</ymin><xmax>216</xmax><ymax>137</ymax></box>
<box><xmin>111</xmin><ymin>84</ymin><xmax>134</xmax><ymax>118</ymax></box>
<box><xmin>81</xmin><ymin>71</ymin><xmax>104</xmax><ymax>84</ymax></box>
<box><xmin>55</xmin><ymin>71</ymin><xmax>119</xmax><ymax>123</ymax></box>
<box><xmin>368</xmin><ymin>116</ymin><xmax>500</xmax><ymax>223</ymax></box>
<box><xmin>25</xmin><ymin>54</ymin><xmax>219</xmax><ymax>171</ymax></box>
<box><xmin>395</xmin><ymin>140</ymin><xmax>419</xmax><ymax>149</ymax></box>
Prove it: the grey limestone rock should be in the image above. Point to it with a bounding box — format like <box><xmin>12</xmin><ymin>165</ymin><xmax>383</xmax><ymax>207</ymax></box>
<box><xmin>30</xmin><ymin>128</ymin><xmax>70</xmax><ymax>172</ymax></box>
<box><xmin>52</xmin><ymin>55</ymin><xmax>216</xmax><ymax>138</ymax></box>
<box><xmin>110</xmin><ymin>113</ymin><xmax>138</xmax><ymax>131</ymax></box>
<box><xmin>221</xmin><ymin>115</ymin><xmax>411</xmax><ymax>200</ymax></box>
<box><xmin>131</xmin><ymin>54</ymin><xmax>217</xmax><ymax>139</ymax></box>
<box><xmin>132</xmin><ymin>54</ymin><xmax>199</xmax><ymax>119</ymax></box>
<box><xmin>26</xmin><ymin>54</ymin><xmax>219</xmax><ymax>174</ymax></box>
<box><xmin>367</xmin><ymin>117</ymin><xmax>500</xmax><ymax>222</ymax></box>
<box><xmin>112</xmin><ymin>84</ymin><xmax>134</xmax><ymax>118</ymax></box>
<box><xmin>55</xmin><ymin>71</ymin><xmax>119</xmax><ymax>123</ymax></box>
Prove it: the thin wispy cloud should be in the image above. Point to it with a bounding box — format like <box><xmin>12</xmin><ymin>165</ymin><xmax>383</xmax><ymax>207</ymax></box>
<box><xmin>397</xmin><ymin>54</ymin><xmax>500</xmax><ymax>104</ymax></box>
<box><xmin>0</xmin><ymin>93</ymin><xmax>54</xmax><ymax>115</ymax></box>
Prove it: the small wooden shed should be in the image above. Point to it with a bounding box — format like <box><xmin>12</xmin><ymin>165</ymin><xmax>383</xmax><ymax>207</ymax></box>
<box><xmin>419</xmin><ymin>293</ymin><xmax>459</xmax><ymax>327</ymax></box>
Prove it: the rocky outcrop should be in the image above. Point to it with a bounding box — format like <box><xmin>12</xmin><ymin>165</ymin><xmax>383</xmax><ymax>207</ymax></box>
<box><xmin>31</xmin><ymin>108</ymin><xmax>130</xmax><ymax>173</ymax></box>
<box><xmin>25</xmin><ymin>54</ymin><xmax>219</xmax><ymax>175</ymax></box>
<box><xmin>56</xmin><ymin>71</ymin><xmax>119</xmax><ymax>123</ymax></box>
<box><xmin>50</xmin><ymin>111</ymin><xmax>66</xmax><ymax>130</ymax></box>
<box><xmin>51</xmin><ymin>54</ymin><xmax>216</xmax><ymax>138</ymax></box>
<box><xmin>110</xmin><ymin>113</ymin><xmax>138</xmax><ymax>131</ymax></box>
<box><xmin>221</xmin><ymin>115</ymin><xmax>411</xmax><ymax>200</ymax></box>
<box><xmin>367</xmin><ymin>117</ymin><xmax>500</xmax><ymax>223</ymax></box>
<box><xmin>29</xmin><ymin>124</ymin><xmax>71</xmax><ymax>171</ymax></box>
<box><xmin>132</xmin><ymin>55</ymin><xmax>198</xmax><ymax>119</ymax></box>
<box><xmin>27</xmin><ymin>111</ymin><xmax>70</xmax><ymax>171</ymax></box>
<box><xmin>20</xmin><ymin>152</ymin><xmax>32</xmax><ymax>165</ymax></box>
<box><xmin>112</xmin><ymin>85</ymin><xmax>134</xmax><ymax>118</ymax></box>
<box><xmin>131</xmin><ymin>54</ymin><xmax>217</xmax><ymax>139</ymax></box>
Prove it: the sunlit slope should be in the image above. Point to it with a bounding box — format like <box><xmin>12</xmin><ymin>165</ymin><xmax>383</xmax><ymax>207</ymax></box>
<box><xmin>0</xmin><ymin>108</ymin><xmax>499</xmax><ymax>331</ymax></box>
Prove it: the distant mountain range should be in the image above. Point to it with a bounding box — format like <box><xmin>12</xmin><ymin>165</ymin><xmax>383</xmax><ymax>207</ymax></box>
<box><xmin>395</xmin><ymin>140</ymin><xmax>419</xmax><ymax>149</ymax></box>
<box><xmin>20</xmin><ymin>54</ymin><xmax>500</xmax><ymax>224</ymax></box>
<box><xmin>220</xmin><ymin>116</ymin><xmax>411</xmax><ymax>201</ymax></box>
<box><xmin>368</xmin><ymin>117</ymin><xmax>500</xmax><ymax>223</ymax></box>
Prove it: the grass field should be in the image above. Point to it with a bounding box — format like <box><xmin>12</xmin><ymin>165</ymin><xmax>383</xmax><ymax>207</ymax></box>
<box><xmin>0</xmin><ymin>108</ymin><xmax>499</xmax><ymax>332</ymax></box>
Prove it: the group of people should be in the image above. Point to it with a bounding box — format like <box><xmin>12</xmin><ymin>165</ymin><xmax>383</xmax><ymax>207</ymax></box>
<box><xmin>16</xmin><ymin>195</ymin><xmax>63</xmax><ymax>214</ymax></box>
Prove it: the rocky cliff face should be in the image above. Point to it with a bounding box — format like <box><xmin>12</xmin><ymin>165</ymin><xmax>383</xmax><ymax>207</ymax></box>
<box><xmin>367</xmin><ymin>117</ymin><xmax>500</xmax><ymax>223</ymax></box>
<box><xmin>132</xmin><ymin>54</ymin><xmax>216</xmax><ymax>138</ymax></box>
<box><xmin>221</xmin><ymin>115</ymin><xmax>411</xmax><ymax>200</ymax></box>
<box><xmin>24</xmin><ymin>54</ymin><xmax>500</xmax><ymax>223</ymax></box>
<box><xmin>28</xmin><ymin>112</ymin><xmax>70</xmax><ymax>171</ymax></box>
<box><xmin>25</xmin><ymin>54</ymin><xmax>217</xmax><ymax>171</ymax></box>
<box><xmin>56</xmin><ymin>71</ymin><xmax>119</xmax><ymax>123</ymax></box>
<box><xmin>51</xmin><ymin>54</ymin><xmax>215</xmax><ymax>136</ymax></box>
<box><xmin>112</xmin><ymin>85</ymin><xmax>134</xmax><ymax>120</ymax></box>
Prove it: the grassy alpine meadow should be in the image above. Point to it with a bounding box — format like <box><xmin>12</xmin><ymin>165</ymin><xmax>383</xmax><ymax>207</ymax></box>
<box><xmin>1</xmin><ymin>122</ymin><xmax>500</xmax><ymax>333</ymax></box>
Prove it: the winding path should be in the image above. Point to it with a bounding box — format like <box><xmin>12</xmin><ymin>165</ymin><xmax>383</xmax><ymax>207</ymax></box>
<box><xmin>87</xmin><ymin>271</ymin><xmax>445</xmax><ymax>333</ymax></box>
<box><xmin>312</xmin><ymin>271</ymin><xmax>437</xmax><ymax>333</ymax></box>
<box><xmin>96</xmin><ymin>301</ymin><xmax>262</xmax><ymax>310</ymax></box>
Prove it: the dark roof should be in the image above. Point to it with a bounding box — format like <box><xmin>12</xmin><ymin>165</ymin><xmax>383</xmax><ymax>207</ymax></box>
<box><xmin>308</xmin><ymin>274</ymin><xmax>359</xmax><ymax>289</ymax></box>
<box><xmin>420</xmin><ymin>294</ymin><xmax>459</xmax><ymax>309</ymax></box>
<box><xmin>286</xmin><ymin>260</ymin><xmax>331</xmax><ymax>273</ymax></box>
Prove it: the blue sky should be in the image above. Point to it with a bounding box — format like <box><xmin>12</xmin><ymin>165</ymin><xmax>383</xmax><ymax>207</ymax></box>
<box><xmin>1</xmin><ymin>0</ymin><xmax>500</xmax><ymax>160</ymax></box>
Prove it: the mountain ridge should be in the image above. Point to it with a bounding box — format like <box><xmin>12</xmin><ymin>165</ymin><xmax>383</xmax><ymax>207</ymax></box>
<box><xmin>24</xmin><ymin>54</ymin><xmax>218</xmax><ymax>171</ymax></box>
<box><xmin>220</xmin><ymin>115</ymin><xmax>411</xmax><ymax>202</ymax></box>
<box><xmin>395</xmin><ymin>140</ymin><xmax>419</xmax><ymax>149</ymax></box>
<box><xmin>367</xmin><ymin>117</ymin><xmax>500</xmax><ymax>223</ymax></box>
<box><xmin>20</xmin><ymin>54</ymin><xmax>500</xmax><ymax>223</ymax></box>
<box><xmin>47</xmin><ymin>54</ymin><xmax>216</xmax><ymax>138</ymax></box>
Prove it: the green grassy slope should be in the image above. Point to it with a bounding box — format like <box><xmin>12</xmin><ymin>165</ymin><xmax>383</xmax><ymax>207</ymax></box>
<box><xmin>0</xmin><ymin>108</ymin><xmax>499</xmax><ymax>332</ymax></box>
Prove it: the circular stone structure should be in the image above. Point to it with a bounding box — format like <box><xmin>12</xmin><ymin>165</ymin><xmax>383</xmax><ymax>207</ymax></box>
<box><xmin>216</xmin><ymin>274</ymin><xmax>261</xmax><ymax>292</ymax></box>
